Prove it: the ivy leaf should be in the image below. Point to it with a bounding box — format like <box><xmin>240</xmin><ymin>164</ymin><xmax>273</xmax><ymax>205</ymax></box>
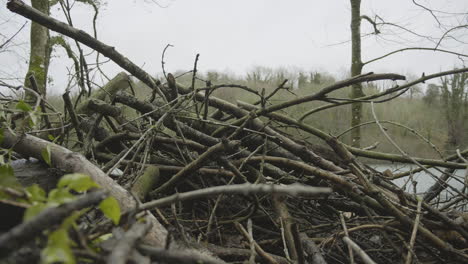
<box><xmin>23</xmin><ymin>203</ymin><xmax>47</xmax><ymax>222</ymax></box>
<box><xmin>99</xmin><ymin>196</ymin><xmax>120</xmax><ymax>225</ymax></box>
<box><xmin>58</xmin><ymin>173</ymin><xmax>100</xmax><ymax>192</ymax></box>
<box><xmin>42</xmin><ymin>228</ymin><xmax>75</xmax><ymax>264</ymax></box>
<box><xmin>48</xmin><ymin>188</ymin><xmax>75</xmax><ymax>205</ymax></box>
<box><xmin>15</xmin><ymin>100</ymin><xmax>32</xmax><ymax>112</ymax></box>
<box><xmin>0</xmin><ymin>164</ymin><xmax>20</xmax><ymax>188</ymax></box>
<box><xmin>26</xmin><ymin>184</ymin><xmax>47</xmax><ymax>203</ymax></box>
<box><xmin>41</xmin><ymin>145</ymin><xmax>52</xmax><ymax>167</ymax></box>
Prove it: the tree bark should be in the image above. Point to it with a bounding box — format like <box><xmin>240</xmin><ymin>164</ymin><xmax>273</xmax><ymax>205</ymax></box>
<box><xmin>350</xmin><ymin>0</ymin><xmax>364</xmax><ymax>148</ymax></box>
<box><xmin>24</xmin><ymin>0</ymin><xmax>51</xmax><ymax>101</ymax></box>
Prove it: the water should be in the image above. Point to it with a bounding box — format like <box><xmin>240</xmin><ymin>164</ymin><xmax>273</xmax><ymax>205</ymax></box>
<box><xmin>370</xmin><ymin>164</ymin><xmax>466</xmax><ymax>196</ymax></box>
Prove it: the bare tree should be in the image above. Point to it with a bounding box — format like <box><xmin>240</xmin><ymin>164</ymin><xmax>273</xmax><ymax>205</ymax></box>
<box><xmin>347</xmin><ymin>0</ymin><xmax>467</xmax><ymax>148</ymax></box>
<box><xmin>349</xmin><ymin>0</ymin><xmax>365</xmax><ymax>148</ymax></box>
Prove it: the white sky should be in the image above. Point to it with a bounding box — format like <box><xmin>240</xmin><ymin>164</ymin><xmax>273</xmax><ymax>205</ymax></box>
<box><xmin>1</xmin><ymin>0</ymin><xmax>467</xmax><ymax>94</ymax></box>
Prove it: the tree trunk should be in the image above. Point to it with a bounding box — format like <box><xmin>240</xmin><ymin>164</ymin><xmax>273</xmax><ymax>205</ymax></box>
<box><xmin>350</xmin><ymin>0</ymin><xmax>364</xmax><ymax>148</ymax></box>
<box><xmin>441</xmin><ymin>72</ymin><xmax>468</xmax><ymax>152</ymax></box>
<box><xmin>24</xmin><ymin>0</ymin><xmax>51</xmax><ymax>101</ymax></box>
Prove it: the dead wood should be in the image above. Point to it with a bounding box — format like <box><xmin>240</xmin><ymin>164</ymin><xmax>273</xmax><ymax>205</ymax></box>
<box><xmin>3</xmin><ymin>1</ymin><xmax>468</xmax><ymax>263</ymax></box>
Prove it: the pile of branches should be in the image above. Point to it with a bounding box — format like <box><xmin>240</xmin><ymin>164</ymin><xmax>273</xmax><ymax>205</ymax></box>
<box><xmin>2</xmin><ymin>1</ymin><xmax>468</xmax><ymax>263</ymax></box>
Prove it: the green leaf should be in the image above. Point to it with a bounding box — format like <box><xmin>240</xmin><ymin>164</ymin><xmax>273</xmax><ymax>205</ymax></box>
<box><xmin>41</xmin><ymin>145</ymin><xmax>52</xmax><ymax>167</ymax></box>
<box><xmin>91</xmin><ymin>233</ymin><xmax>112</xmax><ymax>245</ymax></box>
<box><xmin>28</xmin><ymin>111</ymin><xmax>39</xmax><ymax>127</ymax></box>
<box><xmin>48</xmin><ymin>188</ymin><xmax>75</xmax><ymax>204</ymax></box>
<box><xmin>0</xmin><ymin>110</ymin><xmax>6</xmax><ymax>122</ymax></box>
<box><xmin>15</xmin><ymin>100</ymin><xmax>32</xmax><ymax>112</ymax></box>
<box><xmin>99</xmin><ymin>196</ymin><xmax>120</xmax><ymax>225</ymax></box>
<box><xmin>0</xmin><ymin>164</ymin><xmax>21</xmax><ymax>188</ymax></box>
<box><xmin>47</xmin><ymin>134</ymin><xmax>55</xmax><ymax>141</ymax></box>
<box><xmin>42</xmin><ymin>228</ymin><xmax>75</xmax><ymax>264</ymax></box>
<box><xmin>61</xmin><ymin>210</ymin><xmax>83</xmax><ymax>229</ymax></box>
<box><xmin>26</xmin><ymin>184</ymin><xmax>47</xmax><ymax>202</ymax></box>
<box><xmin>58</xmin><ymin>173</ymin><xmax>100</xmax><ymax>192</ymax></box>
<box><xmin>23</xmin><ymin>203</ymin><xmax>48</xmax><ymax>221</ymax></box>
<box><xmin>0</xmin><ymin>128</ymin><xmax>4</xmax><ymax>145</ymax></box>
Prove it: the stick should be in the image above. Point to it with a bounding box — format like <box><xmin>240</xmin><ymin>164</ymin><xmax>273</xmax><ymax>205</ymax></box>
<box><xmin>405</xmin><ymin>199</ymin><xmax>423</xmax><ymax>264</ymax></box>
<box><xmin>140</xmin><ymin>183</ymin><xmax>332</xmax><ymax>211</ymax></box>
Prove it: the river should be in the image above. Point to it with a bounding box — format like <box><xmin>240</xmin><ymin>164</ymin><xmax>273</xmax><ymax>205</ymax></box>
<box><xmin>370</xmin><ymin>164</ymin><xmax>467</xmax><ymax>197</ymax></box>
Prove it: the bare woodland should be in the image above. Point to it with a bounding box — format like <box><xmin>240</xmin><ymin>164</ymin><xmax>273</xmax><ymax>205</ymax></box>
<box><xmin>1</xmin><ymin>0</ymin><xmax>468</xmax><ymax>264</ymax></box>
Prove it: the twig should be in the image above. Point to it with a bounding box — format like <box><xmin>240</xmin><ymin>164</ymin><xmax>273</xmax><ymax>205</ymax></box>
<box><xmin>253</xmin><ymin>79</ymin><xmax>288</xmax><ymax>106</ymax></box>
<box><xmin>369</xmin><ymin>102</ymin><xmax>467</xmax><ymax>199</ymax></box>
<box><xmin>336</xmin><ymin>120</ymin><xmax>444</xmax><ymax>159</ymax></box>
<box><xmin>412</xmin><ymin>0</ymin><xmax>441</xmax><ymax>26</ymax></box>
<box><xmin>273</xmin><ymin>195</ymin><xmax>297</xmax><ymax>261</ymax></box>
<box><xmin>149</xmin><ymin>140</ymin><xmax>240</xmax><ymax>195</ymax></box>
<box><xmin>405</xmin><ymin>198</ymin><xmax>422</xmax><ymax>264</ymax></box>
<box><xmin>63</xmin><ymin>91</ymin><xmax>84</xmax><ymax>144</ymax></box>
<box><xmin>339</xmin><ymin>213</ymin><xmax>355</xmax><ymax>264</ymax></box>
<box><xmin>161</xmin><ymin>43</ymin><xmax>173</xmax><ymax>79</ymax></box>
<box><xmin>0</xmin><ymin>21</ymin><xmax>27</xmax><ymax>49</ymax></box>
<box><xmin>364</xmin><ymin>47</ymin><xmax>466</xmax><ymax>66</ymax></box>
<box><xmin>107</xmin><ymin>219</ymin><xmax>152</xmax><ymax>264</ymax></box>
<box><xmin>138</xmin><ymin>244</ymin><xmax>227</xmax><ymax>264</ymax></box>
<box><xmin>235</xmin><ymin>222</ymin><xmax>279</xmax><ymax>264</ymax></box>
<box><xmin>247</xmin><ymin>219</ymin><xmax>256</xmax><ymax>264</ymax></box>
<box><xmin>257</xmin><ymin>73</ymin><xmax>405</xmax><ymax>115</ymax></box>
<box><xmin>140</xmin><ymin>183</ymin><xmax>332</xmax><ymax>211</ymax></box>
<box><xmin>299</xmin><ymin>233</ymin><xmax>327</xmax><ymax>264</ymax></box>
<box><xmin>342</xmin><ymin>237</ymin><xmax>377</xmax><ymax>264</ymax></box>
<box><xmin>238</xmin><ymin>101</ymin><xmax>468</xmax><ymax>169</ymax></box>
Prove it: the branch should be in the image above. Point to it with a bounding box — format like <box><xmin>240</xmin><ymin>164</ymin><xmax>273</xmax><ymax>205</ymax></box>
<box><xmin>0</xmin><ymin>190</ymin><xmax>108</xmax><ymax>258</ymax></box>
<box><xmin>140</xmin><ymin>183</ymin><xmax>332</xmax><ymax>211</ymax></box>
<box><xmin>107</xmin><ymin>220</ymin><xmax>152</xmax><ymax>264</ymax></box>
<box><xmin>342</xmin><ymin>237</ymin><xmax>377</xmax><ymax>264</ymax></box>
<box><xmin>257</xmin><ymin>73</ymin><xmax>405</xmax><ymax>115</ymax></box>
<box><xmin>238</xmin><ymin>100</ymin><xmax>468</xmax><ymax>169</ymax></box>
<box><xmin>0</xmin><ymin>21</ymin><xmax>27</xmax><ymax>49</ymax></box>
<box><xmin>6</xmin><ymin>0</ymin><xmax>167</xmax><ymax>102</ymax></box>
<box><xmin>360</xmin><ymin>15</ymin><xmax>380</xmax><ymax>34</ymax></box>
<box><xmin>364</xmin><ymin>47</ymin><xmax>467</xmax><ymax>66</ymax></box>
<box><xmin>149</xmin><ymin>140</ymin><xmax>240</xmax><ymax>195</ymax></box>
<box><xmin>412</xmin><ymin>0</ymin><xmax>441</xmax><ymax>26</ymax></box>
<box><xmin>298</xmin><ymin>67</ymin><xmax>468</xmax><ymax>121</ymax></box>
<box><xmin>435</xmin><ymin>24</ymin><xmax>468</xmax><ymax>49</ymax></box>
<box><xmin>138</xmin><ymin>244</ymin><xmax>226</xmax><ymax>264</ymax></box>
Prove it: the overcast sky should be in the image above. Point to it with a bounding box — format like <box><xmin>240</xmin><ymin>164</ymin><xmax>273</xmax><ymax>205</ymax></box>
<box><xmin>1</xmin><ymin>0</ymin><xmax>467</xmax><ymax>94</ymax></box>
